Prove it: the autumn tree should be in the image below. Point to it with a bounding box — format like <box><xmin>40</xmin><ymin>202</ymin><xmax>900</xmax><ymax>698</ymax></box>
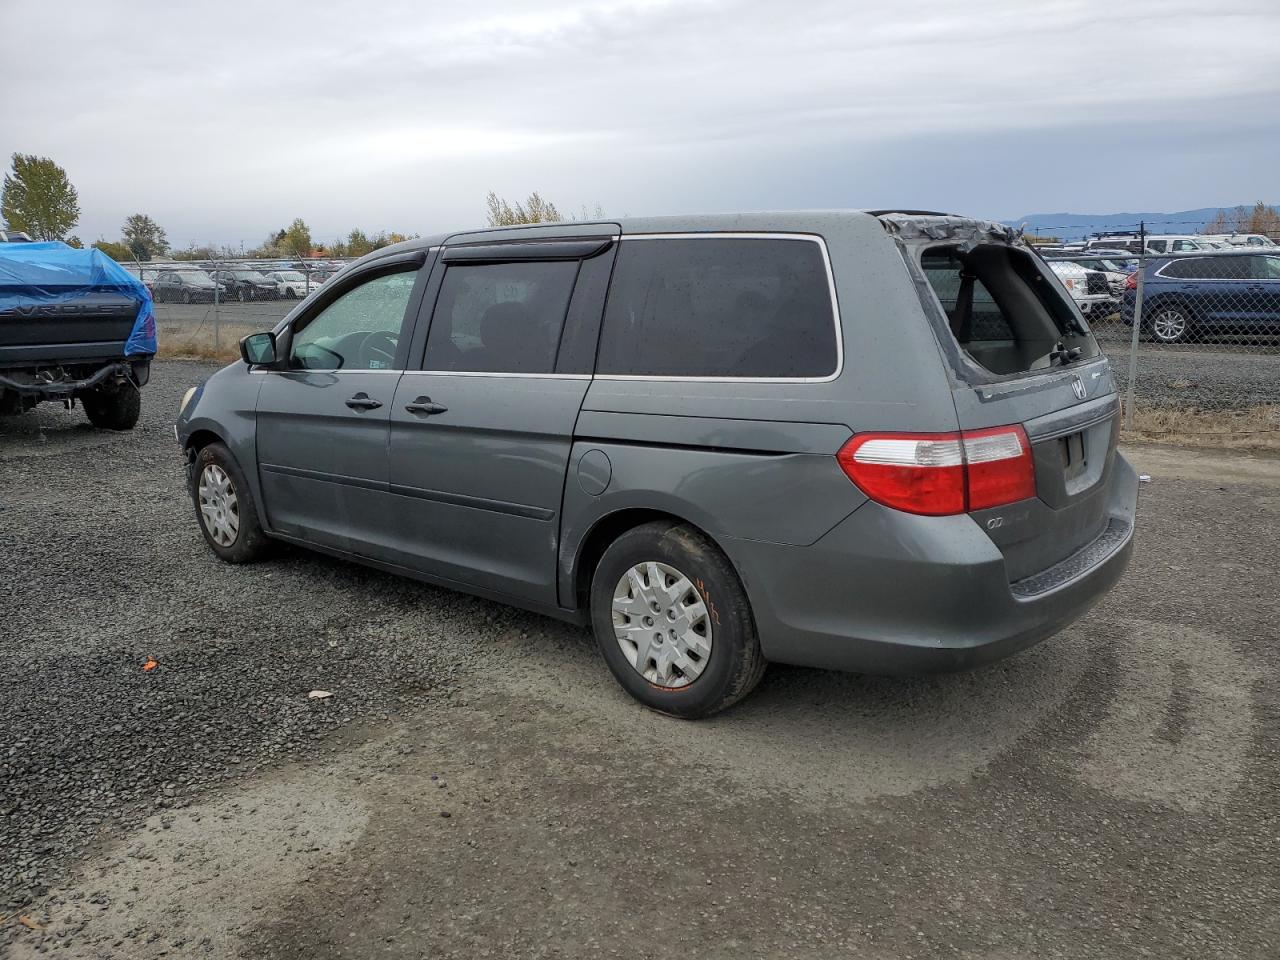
<box><xmin>92</xmin><ymin>238</ymin><xmax>132</xmax><ymax>261</ymax></box>
<box><xmin>282</xmin><ymin>218</ymin><xmax>313</xmax><ymax>256</ymax></box>
<box><xmin>121</xmin><ymin>213</ymin><xmax>169</xmax><ymax>260</ymax></box>
<box><xmin>1</xmin><ymin>153</ymin><xmax>81</xmax><ymax>240</ymax></box>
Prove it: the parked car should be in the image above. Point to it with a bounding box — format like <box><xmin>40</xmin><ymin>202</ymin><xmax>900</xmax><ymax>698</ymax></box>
<box><xmin>1207</xmin><ymin>233</ymin><xmax>1277</xmax><ymax>249</ymax></box>
<box><xmin>1045</xmin><ymin>250</ymin><xmax>1135</xmax><ymax>299</ymax></box>
<box><xmin>152</xmin><ymin>269</ymin><xmax>225</xmax><ymax>304</ymax></box>
<box><xmin>117</xmin><ymin>262</ymin><xmax>155</xmax><ymax>294</ymax></box>
<box><xmin>210</xmin><ymin>269</ymin><xmax>279</xmax><ymax>302</ymax></box>
<box><xmin>263</xmin><ymin>270</ymin><xmax>314</xmax><ymax>299</ymax></box>
<box><xmin>1</xmin><ymin>241</ymin><xmax>155</xmax><ymax>428</ymax></box>
<box><xmin>177</xmin><ymin>211</ymin><xmax>1137</xmax><ymax>719</ymax></box>
<box><xmin>1046</xmin><ymin>260</ymin><xmax>1117</xmax><ymax>315</ymax></box>
<box><xmin>1083</xmin><ymin>234</ymin><xmax>1219</xmax><ymax>255</ymax></box>
<box><xmin>1121</xmin><ymin>250</ymin><xmax>1280</xmax><ymax>343</ymax></box>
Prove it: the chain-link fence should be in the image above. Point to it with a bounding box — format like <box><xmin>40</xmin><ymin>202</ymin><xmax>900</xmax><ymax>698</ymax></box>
<box><xmin>1036</xmin><ymin>237</ymin><xmax>1280</xmax><ymax>440</ymax></box>
<box><xmin>126</xmin><ymin>257</ymin><xmax>353</xmax><ymax>357</ymax></box>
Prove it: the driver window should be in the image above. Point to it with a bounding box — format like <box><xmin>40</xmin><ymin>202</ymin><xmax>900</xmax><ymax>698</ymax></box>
<box><xmin>290</xmin><ymin>270</ymin><xmax>416</xmax><ymax>370</ymax></box>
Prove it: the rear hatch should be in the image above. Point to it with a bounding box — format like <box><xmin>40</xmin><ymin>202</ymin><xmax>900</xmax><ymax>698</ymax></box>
<box><xmin>880</xmin><ymin>213</ymin><xmax>1122</xmax><ymax>583</ymax></box>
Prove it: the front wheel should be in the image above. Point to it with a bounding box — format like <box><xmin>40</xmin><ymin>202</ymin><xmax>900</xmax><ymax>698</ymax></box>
<box><xmin>82</xmin><ymin>383</ymin><xmax>141</xmax><ymax>430</ymax></box>
<box><xmin>182</xmin><ymin>290</ymin><xmax>192</xmax><ymax>305</ymax></box>
<box><xmin>284</xmin><ymin>288</ymin><xmax>297</xmax><ymax>300</ymax></box>
<box><xmin>590</xmin><ymin>522</ymin><xmax>766</xmax><ymax>719</ymax></box>
<box><xmin>192</xmin><ymin>442</ymin><xmax>271</xmax><ymax>563</ymax></box>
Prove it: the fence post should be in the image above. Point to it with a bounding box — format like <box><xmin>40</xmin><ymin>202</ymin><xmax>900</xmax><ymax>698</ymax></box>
<box><xmin>1124</xmin><ymin>253</ymin><xmax>1145</xmax><ymax>430</ymax></box>
<box><xmin>213</xmin><ymin>257</ymin><xmax>221</xmax><ymax>354</ymax></box>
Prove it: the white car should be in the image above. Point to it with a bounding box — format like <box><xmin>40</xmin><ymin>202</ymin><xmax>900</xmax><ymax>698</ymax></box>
<box><xmin>1206</xmin><ymin>233</ymin><xmax>1277</xmax><ymax>249</ymax></box>
<box><xmin>263</xmin><ymin>270</ymin><xmax>316</xmax><ymax>300</ymax></box>
<box><xmin>1047</xmin><ymin>261</ymin><xmax>1116</xmax><ymax>317</ymax></box>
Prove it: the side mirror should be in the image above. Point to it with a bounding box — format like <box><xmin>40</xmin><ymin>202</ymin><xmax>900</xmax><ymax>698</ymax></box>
<box><xmin>240</xmin><ymin>332</ymin><xmax>277</xmax><ymax>367</ymax></box>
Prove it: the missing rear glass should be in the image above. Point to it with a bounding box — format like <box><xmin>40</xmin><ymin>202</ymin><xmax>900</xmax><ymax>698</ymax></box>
<box><xmin>919</xmin><ymin>243</ymin><xmax>1098</xmax><ymax>377</ymax></box>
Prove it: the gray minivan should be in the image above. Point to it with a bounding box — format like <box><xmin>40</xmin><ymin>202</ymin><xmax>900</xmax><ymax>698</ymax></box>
<box><xmin>176</xmin><ymin>212</ymin><xmax>1137</xmax><ymax>718</ymax></box>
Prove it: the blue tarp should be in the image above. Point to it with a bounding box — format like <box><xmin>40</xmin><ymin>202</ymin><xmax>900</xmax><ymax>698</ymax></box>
<box><xmin>0</xmin><ymin>241</ymin><xmax>157</xmax><ymax>356</ymax></box>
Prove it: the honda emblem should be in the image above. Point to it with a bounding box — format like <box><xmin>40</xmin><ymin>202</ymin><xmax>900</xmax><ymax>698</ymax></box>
<box><xmin>1071</xmin><ymin>375</ymin><xmax>1087</xmax><ymax>400</ymax></box>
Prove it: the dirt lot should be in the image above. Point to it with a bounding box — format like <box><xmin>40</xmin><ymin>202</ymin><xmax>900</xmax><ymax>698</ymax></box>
<box><xmin>1</xmin><ymin>361</ymin><xmax>1278</xmax><ymax>959</ymax></box>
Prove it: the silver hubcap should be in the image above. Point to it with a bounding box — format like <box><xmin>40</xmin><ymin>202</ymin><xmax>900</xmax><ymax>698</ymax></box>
<box><xmin>198</xmin><ymin>464</ymin><xmax>240</xmax><ymax>547</ymax></box>
<box><xmin>612</xmin><ymin>561</ymin><xmax>712</xmax><ymax>689</ymax></box>
<box><xmin>1153</xmin><ymin>309</ymin><xmax>1187</xmax><ymax>341</ymax></box>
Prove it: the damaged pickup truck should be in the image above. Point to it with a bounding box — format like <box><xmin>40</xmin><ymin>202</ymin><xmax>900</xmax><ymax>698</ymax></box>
<box><xmin>0</xmin><ymin>238</ymin><xmax>157</xmax><ymax>430</ymax></box>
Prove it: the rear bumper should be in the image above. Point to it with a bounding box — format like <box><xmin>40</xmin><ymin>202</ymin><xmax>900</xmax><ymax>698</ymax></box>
<box><xmin>723</xmin><ymin>453</ymin><xmax>1138</xmax><ymax>675</ymax></box>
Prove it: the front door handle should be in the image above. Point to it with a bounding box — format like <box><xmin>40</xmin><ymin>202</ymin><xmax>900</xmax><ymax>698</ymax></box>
<box><xmin>404</xmin><ymin>395</ymin><xmax>448</xmax><ymax>416</ymax></box>
<box><xmin>345</xmin><ymin>393</ymin><xmax>383</xmax><ymax>411</ymax></box>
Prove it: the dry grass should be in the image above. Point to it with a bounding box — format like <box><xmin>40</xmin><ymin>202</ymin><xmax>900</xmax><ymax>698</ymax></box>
<box><xmin>1121</xmin><ymin>404</ymin><xmax>1280</xmax><ymax>453</ymax></box>
<box><xmin>156</xmin><ymin>323</ymin><xmax>263</xmax><ymax>363</ymax></box>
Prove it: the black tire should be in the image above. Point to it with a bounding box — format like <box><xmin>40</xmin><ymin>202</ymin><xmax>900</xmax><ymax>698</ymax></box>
<box><xmin>1147</xmin><ymin>303</ymin><xmax>1192</xmax><ymax>344</ymax></box>
<box><xmin>590</xmin><ymin>522</ymin><xmax>766</xmax><ymax>719</ymax></box>
<box><xmin>237</xmin><ymin>286</ymin><xmax>247</xmax><ymax>302</ymax></box>
<box><xmin>191</xmin><ymin>442</ymin><xmax>271</xmax><ymax>563</ymax></box>
<box><xmin>182</xmin><ymin>290</ymin><xmax>192</xmax><ymax>305</ymax></box>
<box><xmin>82</xmin><ymin>383</ymin><xmax>141</xmax><ymax>431</ymax></box>
<box><xmin>284</xmin><ymin>288</ymin><xmax>297</xmax><ymax>300</ymax></box>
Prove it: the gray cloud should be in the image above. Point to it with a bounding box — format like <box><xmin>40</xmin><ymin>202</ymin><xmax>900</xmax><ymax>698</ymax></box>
<box><xmin>2</xmin><ymin>0</ymin><xmax>1276</xmax><ymax>247</ymax></box>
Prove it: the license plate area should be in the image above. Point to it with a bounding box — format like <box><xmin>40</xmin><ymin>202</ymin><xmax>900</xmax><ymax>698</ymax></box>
<box><xmin>1060</xmin><ymin>430</ymin><xmax>1088</xmax><ymax>482</ymax></box>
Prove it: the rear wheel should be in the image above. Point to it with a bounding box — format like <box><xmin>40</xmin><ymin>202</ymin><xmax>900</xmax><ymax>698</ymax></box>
<box><xmin>1149</xmin><ymin>304</ymin><xmax>1192</xmax><ymax>344</ymax></box>
<box><xmin>82</xmin><ymin>383</ymin><xmax>141</xmax><ymax>430</ymax></box>
<box><xmin>590</xmin><ymin>522</ymin><xmax>765</xmax><ymax>719</ymax></box>
<box><xmin>192</xmin><ymin>442</ymin><xmax>270</xmax><ymax>563</ymax></box>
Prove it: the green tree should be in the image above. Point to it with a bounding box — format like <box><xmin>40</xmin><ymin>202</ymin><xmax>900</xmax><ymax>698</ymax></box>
<box><xmin>1</xmin><ymin>153</ymin><xmax>81</xmax><ymax>240</ymax></box>
<box><xmin>484</xmin><ymin>190</ymin><xmax>563</xmax><ymax>227</ymax></box>
<box><xmin>346</xmin><ymin>228</ymin><xmax>374</xmax><ymax>258</ymax></box>
<box><xmin>92</xmin><ymin>238</ymin><xmax>132</xmax><ymax>261</ymax></box>
<box><xmin>121</xmin><ymin>213</ymin><xmax>169</xmax><ymax>260</ymax></box>
<box><xmin>282</xmin><ymin>218</ymin><xmax>313</xmax><ymax>256</ymax></box>
<box><xmin>65</xmin><ymin>235</ymin><xmax>83</xmax><ymax>248</ymax></box>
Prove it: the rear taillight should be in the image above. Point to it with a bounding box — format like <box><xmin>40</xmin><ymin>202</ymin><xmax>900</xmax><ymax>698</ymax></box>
<box><xmin>837</xmin><ymin>425</ymin><xmax>1035</xmax><ymax>516</ymax></box>
<box><xmin>1124</xmin><ymin>272</ymin><xmax>1137</xmax><ymax>290</ymax></box>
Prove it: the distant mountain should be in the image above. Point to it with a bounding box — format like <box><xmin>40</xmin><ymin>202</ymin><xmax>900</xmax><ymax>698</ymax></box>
<box><xmin>1003</xmin><ymin>206</ymin><xmax>1271</xmax><ymax>241</ymax></box>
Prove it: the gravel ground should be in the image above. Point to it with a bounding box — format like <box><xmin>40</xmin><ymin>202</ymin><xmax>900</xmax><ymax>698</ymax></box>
<box><xmin>1103</xmin><ymin>343</ymin><xmax>1280</xmax><ymax>411</ymax></box>
<box><xmin>0</xmin><ymin>362</ymin><xmax>485</xmax><ymax>903</ymax></box>
<box><xmin>2</xmin><ymin>361</ymin><xmax>1279</xmax><ymax>959</ymax></box>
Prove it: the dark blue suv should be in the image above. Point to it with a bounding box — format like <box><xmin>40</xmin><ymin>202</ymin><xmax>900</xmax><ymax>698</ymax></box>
<box><xmin>1122</xmin><ymin>251</ymin><xmax>1280</xmax><ymax>343</ymax></box>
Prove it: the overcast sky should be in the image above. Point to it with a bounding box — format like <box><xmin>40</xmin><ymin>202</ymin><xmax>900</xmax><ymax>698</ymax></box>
<box><xmin>2</xmin><ymin>0</ymin><xmax>1277</xmax><ymax>248</ymax></box>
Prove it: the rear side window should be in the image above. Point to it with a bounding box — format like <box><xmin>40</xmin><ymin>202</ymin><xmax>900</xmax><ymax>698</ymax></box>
<box><xmin>423</xmin><ymin>261</ymin><xmax>578</xmax><ymax>374</ymax></box>
<box><xmin>1161</xmin><ymin>257</ymin><xmax>1250</xmax><ymax>280</ymax></box>
<box><xmin>596</xmin><ymin>237</ymin><xmax>838</xmax><ymax>378</ymax></box>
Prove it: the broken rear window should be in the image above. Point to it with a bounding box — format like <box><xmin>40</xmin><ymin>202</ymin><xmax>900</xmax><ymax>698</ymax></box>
<box><xmin>917</xmin><ymin>244</ymin><xmax>1098</xmax><ymax>377</ymax></box>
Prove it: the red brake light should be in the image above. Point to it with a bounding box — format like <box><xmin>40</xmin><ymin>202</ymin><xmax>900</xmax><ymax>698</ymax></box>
<box><xmin>1124</xmin><ymin>272</ymin><xmax>1137</xmax><ymax>290</ymax></box>
<box><xmin>837</xmin><ymin>425</ymin><xmax>1035</xmax><ymax>516</ymax></box>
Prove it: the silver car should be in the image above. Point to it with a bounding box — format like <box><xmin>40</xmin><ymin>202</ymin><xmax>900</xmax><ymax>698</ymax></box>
<box><xmin>177</xmin><ymin>212</ymin><xmax>1137</xmax><ymax>718</ymax></box>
